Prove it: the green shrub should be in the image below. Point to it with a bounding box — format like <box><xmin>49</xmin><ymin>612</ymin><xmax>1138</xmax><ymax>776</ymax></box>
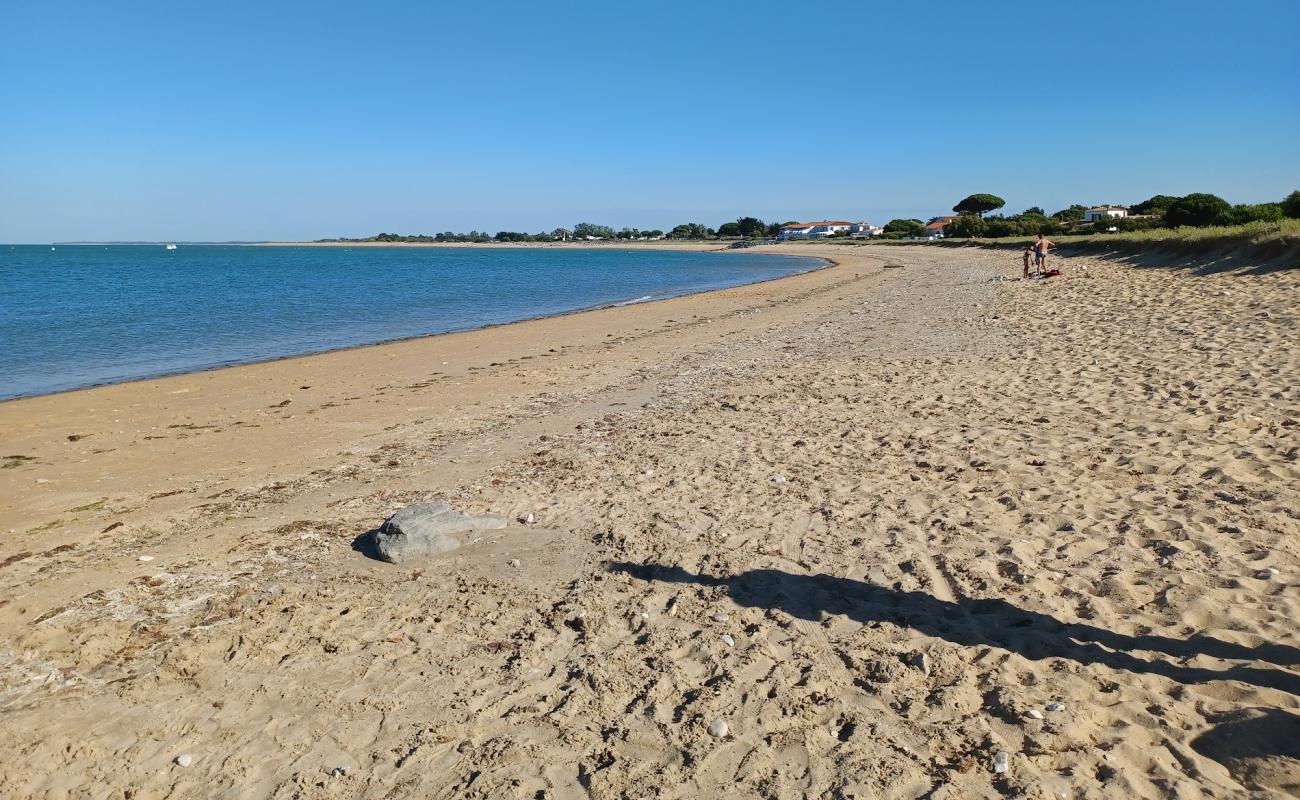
<box><xmin>944</xmin><ymin>214</ymin><xmax>987</xmax><ymax>238</ymax></box>
<box><xmin>883</xmin><ymin>218</ymin><xmax>927</xmax><ymax>237</ymax></box>
<box><xmin>1051</xmin><ymin>204</ymin><xmax>1088</xmax><ymax>222</ymax></box>
<box><xmin>1130</xmin><ymin>195</ymin><xmax>1179</xmax><ymax>216</ymax></box>
<box><xmin>984</xmin><ymin>217</ymin><xmax>1023</xmax><ymax>238</ymax></box>
<box><xmin>1164</xmin><ymin>193</ymin><xmax>1231</xmax><ymax>227</ymax></box>
<box><xmin>1279</xmin><ymin>191</ymin><xmax>1300</xmax><ymax>219</ymax></box>
<box><xmin>1118</xmin><ymin>216</ymin><xmax>1165</xmax><ymax>232</ymax></box>
<box><xmin>1227</xmin><ymin>203</ymin><xmax>1284</xmax><ymax>224</ymax></box>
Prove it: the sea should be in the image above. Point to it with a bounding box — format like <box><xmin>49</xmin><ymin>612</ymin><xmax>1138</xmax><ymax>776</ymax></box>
<box><xmin>0</xmin><ymin>244</ymin><xmax>822</xmax><ymax>400</ymax></box>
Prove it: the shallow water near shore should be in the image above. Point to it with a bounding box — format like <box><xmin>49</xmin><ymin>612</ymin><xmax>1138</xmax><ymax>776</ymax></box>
<box><xmin>0</xmin><ymin>245</ymin><xmax>819</xmax><ymax>399</ymax></box>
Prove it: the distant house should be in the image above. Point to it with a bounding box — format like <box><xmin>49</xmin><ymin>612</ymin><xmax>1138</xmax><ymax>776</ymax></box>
<box><xmin>851</xmin><ymin>224</ymin><xmax>884</xmax><ymax>238</ymax></box>
<box><xmin>777</xmin><ymin>220</ymin><xmax>865</xmax><ymax>240</ymax></box>
<box><xmin>1083</xmin><ymin>206</ymin><xmax>1128</xmax><ymax>222</ymax></box>
<box><xmin>926</xmin><ymin>216</ymin><xmax>958</xmax><ymax>238</ymax></box>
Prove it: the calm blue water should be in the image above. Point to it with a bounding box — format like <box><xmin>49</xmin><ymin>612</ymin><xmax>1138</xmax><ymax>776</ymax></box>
<box><xmin>0</xmin><ymin>245</ymin><xmax>820</xmax><ymax>400</ymax></box>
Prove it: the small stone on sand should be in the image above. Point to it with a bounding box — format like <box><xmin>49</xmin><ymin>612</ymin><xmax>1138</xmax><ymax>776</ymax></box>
<box><xmin>138</xmin><ymin>555</ymin><xmax>155</xmax><ymax>562</ymax></box>
<box><xmin>707</xmin><ymin>719</ymin><xmax>729</xmax><ymax>738</ymax></box>
<box><xmin>721</xmin><ymin>634</ymin><xmax>735</xmax><ymax>647</ymax></box>
<box><xmin>991</xmin><ymin>750</ymin><xmax>1010</xmax><ymax>774</ymax></box>
<box><xmin>175</xmin><ymin>753</ymin><xmax>193</xmax><ymax>768</ymax></box>
<box><xmin>1025</xmin><ymin>709</ymin><xmax>1044</xmax><ymax>720</ymax></box>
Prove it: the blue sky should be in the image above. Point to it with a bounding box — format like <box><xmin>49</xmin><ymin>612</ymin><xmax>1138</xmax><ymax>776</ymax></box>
<box><xmin>1</xmin><ymin>0</ymin><xmax>1297</xmax><ymax>241</ymax></box>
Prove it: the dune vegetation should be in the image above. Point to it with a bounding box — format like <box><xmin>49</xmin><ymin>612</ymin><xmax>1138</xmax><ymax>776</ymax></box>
<box><xmin>842</xmin><ymin>218</ymin><xmax>1300</xmax><ymax>265</ymax></box>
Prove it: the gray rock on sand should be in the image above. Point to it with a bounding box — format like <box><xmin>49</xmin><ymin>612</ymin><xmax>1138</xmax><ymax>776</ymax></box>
<box><xmin>991</xmin><ymin>750</ymin><xmax>1010</xmax><ymax>774</ymax></box>
<box><xmin>911</xmin><ymin>651</ymin><xmax>932</xmax><ymax>675</ymax></box>
<box><xmin>371</xmin><ymin>502</ymin><xmax>506</xmax><ymax>563</ymax></box>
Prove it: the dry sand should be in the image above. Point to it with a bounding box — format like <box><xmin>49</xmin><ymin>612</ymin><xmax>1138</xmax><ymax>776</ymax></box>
<box><xmin>0</xmin><ymin>243</ymin><xmax>1297</xmax><ymax>799</ymax></box>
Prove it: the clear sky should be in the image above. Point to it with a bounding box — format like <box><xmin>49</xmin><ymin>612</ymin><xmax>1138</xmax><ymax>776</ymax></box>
<box><xmin>1</xmin><ymin>0</ymin><xmax>1297</xmax><ymax>241</ymax></box>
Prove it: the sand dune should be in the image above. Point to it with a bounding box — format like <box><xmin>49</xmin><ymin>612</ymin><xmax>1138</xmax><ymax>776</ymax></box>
<box><xmin>0</xmin><ymin>244</ymin><xmax>1296</xmax><ymax>799</ymax></box>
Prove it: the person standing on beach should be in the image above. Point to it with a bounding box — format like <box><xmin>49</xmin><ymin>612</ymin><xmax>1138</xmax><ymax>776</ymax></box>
<box><xmin>1034</xmin><ymin>233</ymin><xmax>1055</xmax><ymax>272</ymax></box>
<box><xmin>1023</xmin><ymin>244</ymin><xmax>1034</xmax><ymax>278</ymax></box>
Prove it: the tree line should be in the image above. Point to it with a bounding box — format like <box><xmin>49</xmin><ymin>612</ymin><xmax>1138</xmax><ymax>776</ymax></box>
<box><xmin>921</xmin><ymin>190</ymin><xmax>1300</xmax><ymax>239</ymax></box>
<box><xmin>320</xmin><ymin>190</ymin><xmax>1300</xmax><ymax>245</ymax></box>
<box><xmin>324</xmin><ymin>216</ymin><xmax>804</xmax><ymax>244</ymax></box>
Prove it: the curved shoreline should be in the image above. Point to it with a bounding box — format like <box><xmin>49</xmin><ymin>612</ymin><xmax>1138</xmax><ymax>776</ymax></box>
<box><xmin>0</xmin><ymin>243</ymin><xmax>879</xmax><ymax>537</ymax></box>
<box><xmin>1</xmin><ymin>247</ymin><xmax>830</xmax><ymax>403</ymax></box>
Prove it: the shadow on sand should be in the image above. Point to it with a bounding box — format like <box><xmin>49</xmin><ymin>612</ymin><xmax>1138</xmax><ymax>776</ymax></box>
<box><xmin>1055</xmin><ymin>239</ymin><xmax>1299</xmax><ymax>276</ymax></box>
<box><xmin>608</xmin><ymin>562</ymin><xmax>1300</xmax><ymax>694</ymax></box>
<box><xmin>1191</xmin><ymin>707</ymin><xmax>1300</xmax><ymax>790</ymax></box>
<box><xmin>351</xmin><ymin>528</ymin><xmax>383</xmax><ymax>560</ymax></box>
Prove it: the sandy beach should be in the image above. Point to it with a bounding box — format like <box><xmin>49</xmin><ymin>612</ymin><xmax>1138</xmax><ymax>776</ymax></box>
<box><xmin>1</xmin><ymin>242</ymin><xmax>1297</xmax><ymax>799</ymax></box>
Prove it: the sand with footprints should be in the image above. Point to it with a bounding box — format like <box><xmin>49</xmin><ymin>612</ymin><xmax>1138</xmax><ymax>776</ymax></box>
<box><xmin>0</xmin><ymin>243</ymin><xmax>1296</xmax><ymax>798</ymax></box>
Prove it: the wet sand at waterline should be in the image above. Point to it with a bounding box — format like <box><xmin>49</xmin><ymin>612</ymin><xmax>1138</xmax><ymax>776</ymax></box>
<box><xmin>1</xmin><ymin>243</ymin><xmax>1297</xmax><ymax>798</ymax></box>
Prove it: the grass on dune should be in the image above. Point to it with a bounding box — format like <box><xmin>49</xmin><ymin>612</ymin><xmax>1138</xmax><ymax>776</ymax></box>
<box><xmin>844</xmin><ymin>218</ymin><xmax>1300</xmax><ymax>251</ymax></box>
<box><xmin>970</xmin><ymin>218</ymin><xmax>1298</xmax><ymax>248</ymax></box>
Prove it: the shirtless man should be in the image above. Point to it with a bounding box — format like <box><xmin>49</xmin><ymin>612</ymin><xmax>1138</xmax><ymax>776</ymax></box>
<box><xmin>1033</xmin><ymin>233</ymin><xmax>1055</xmax><ymax>272</ymax></box>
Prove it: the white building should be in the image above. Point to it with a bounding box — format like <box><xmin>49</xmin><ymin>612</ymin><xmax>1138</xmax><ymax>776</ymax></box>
<box><xmin>778</xmin><ymin>220</ymin><xmax>868</xmax><ymax>240</ymax></box>
<box><xmin>1083</xmin><ymin>206</ymin><xmax>1128</xmax><ymax>222</ymax></box>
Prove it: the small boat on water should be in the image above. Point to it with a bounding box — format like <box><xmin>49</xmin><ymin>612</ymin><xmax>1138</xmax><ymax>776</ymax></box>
<box><xmin>165</xmin><ymin>243</ymin><xmax>177</xmax><ymax>250</ymax></box>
